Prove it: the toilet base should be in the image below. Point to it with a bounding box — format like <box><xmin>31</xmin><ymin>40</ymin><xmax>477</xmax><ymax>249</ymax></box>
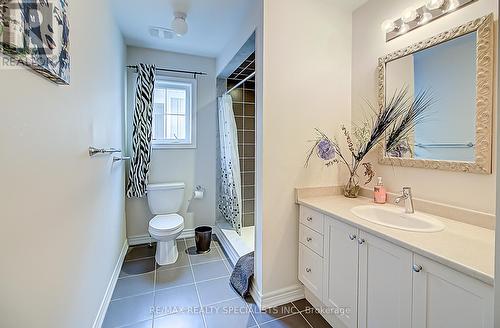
<box><xmin>155</xmin><ymin>239</ymin><xmax>179</xmax><ymax>266</ymax></box>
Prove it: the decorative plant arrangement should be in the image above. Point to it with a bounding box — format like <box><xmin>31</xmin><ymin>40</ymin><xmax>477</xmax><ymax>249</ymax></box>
<box><xmin>305</xmin><ymin>88</ymin><xmax>434</xmax><ymax>198</ymax></box>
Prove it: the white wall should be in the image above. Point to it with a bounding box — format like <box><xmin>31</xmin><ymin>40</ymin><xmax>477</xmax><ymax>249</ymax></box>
<box><xmin>260</xmin><ymin>0</ymin><xmax>352</xmax><ymax>297</ymax></box>
<box><xmin>0</xmin><ymin>0</ymin><xmax>126</xmax><ymax>327</ymax></box>
<box><xmin>125</xmin><ymin>47</ymin><xmax>217</xmax><ymax>239</ymax></box>
<box><xmin>352</xmin><ymin>0</ymin><xmax>498</xmax><ymax>214</ymax></box>
<box><xmin>216</xmin><ymin>0</ymin><xmax>260</xmax><ymax>76</ymax></box>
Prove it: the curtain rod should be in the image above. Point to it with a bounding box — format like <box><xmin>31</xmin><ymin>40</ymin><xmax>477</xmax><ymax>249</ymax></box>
<box><xmin>126</xmin><ymin>65</ymin><xmax>207</xmax><ymax>77</ymax></box>
<box><xmin>225</xmin><ymin>71</ymin><xmax>256</xmax><ymax>95</ymax></box>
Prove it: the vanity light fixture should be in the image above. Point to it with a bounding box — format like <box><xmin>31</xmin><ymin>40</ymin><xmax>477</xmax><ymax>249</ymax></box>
<box><xmin>419</xmin><ymin>12</ymin><xmax>434</xmax><ymax>25</ymax></box>
<box><xmin>425</xmin><ymin>0</ymin><xmax>445</xmax><ymax>11</ymax></box>
<box><xmin>381</xmin><ymin>19</ymin><xmax>397</xmax><ymax>33</ymax></box>
<box><xmin>401</xmin><ymin>8</ymin><xmax>419</xmax><ymax>23</ymax></box>
<box><xmin>447</xmin><ymin>0</ymin><xmax>460</xmax><ymax>12</ymax></box>
<box><xmin>399</xmin><ymin>24</ymin><xmax>410</xmax><ymax>34</ymax></box>
<box><xmin>382</xmin><ymin>0</ymin><xmax>478</xmax><ymax>42</ymax></box>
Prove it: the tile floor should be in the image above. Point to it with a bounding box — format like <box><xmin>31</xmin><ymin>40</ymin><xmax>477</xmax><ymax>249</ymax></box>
<box><xmin>103</xmin><ymin>237</ymin><xmax>332</xmax><ymax>328</ymax></box>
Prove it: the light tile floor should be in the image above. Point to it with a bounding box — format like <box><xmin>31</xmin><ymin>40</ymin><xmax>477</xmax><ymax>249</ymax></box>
<box><xmin>103</xmin><ymin>237</ymin><xmax>331</xmax><ymax>328</ymax></box>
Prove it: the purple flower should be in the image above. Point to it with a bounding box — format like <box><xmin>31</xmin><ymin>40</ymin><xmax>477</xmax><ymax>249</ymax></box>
<box><xmin>317</xmin><ymin>139</ymin><xmax>335</xmax><ymax>161</ymax></box>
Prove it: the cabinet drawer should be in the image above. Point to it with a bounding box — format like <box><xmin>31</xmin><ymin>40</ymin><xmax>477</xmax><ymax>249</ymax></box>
<box><xmin>299</xmin><ymin>224</ymin><xmax>324</xmax><ymax>257</ymax></box>
<box><xmin>299</xmin><ymin>243</ymin><xmax>323</xmax><ymax>300</ymax></box>
<box><xmin>299</xmin><ymin>206</ymin><xmax>324</xmax><ymax>234</ymax></box>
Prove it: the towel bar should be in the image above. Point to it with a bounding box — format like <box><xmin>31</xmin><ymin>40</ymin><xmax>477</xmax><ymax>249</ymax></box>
<box><xmin>113</xmin><ymin>156</ymin><xmax>131</xmax><ymax>162</ymax></box>
<box><xmin>89</xmin><ymin>147</ymin><xmax>121</xmax><ymax>157</ymax></box>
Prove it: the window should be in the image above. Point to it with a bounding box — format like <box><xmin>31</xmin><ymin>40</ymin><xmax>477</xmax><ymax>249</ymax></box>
<box><xmin>152</xmin><ymin>76</ymin><xmax>196</xmax><ymax>148</ymax></box>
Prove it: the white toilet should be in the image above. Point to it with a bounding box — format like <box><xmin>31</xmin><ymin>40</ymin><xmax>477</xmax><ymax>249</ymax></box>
<box><xmin>146</xmin><ymin>182</ymin><xmax>185</xmax><ymax>265</ymax></box>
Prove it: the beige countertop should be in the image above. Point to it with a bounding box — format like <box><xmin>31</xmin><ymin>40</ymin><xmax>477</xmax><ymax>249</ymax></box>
<box><xmin>297</xmin><ymin>195</ymin><xmax>495</xmax><ymax>286</ymax></box>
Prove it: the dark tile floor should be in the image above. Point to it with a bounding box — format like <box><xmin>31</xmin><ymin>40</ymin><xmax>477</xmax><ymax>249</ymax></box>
<box><xmin>103</xmin><ymin>237</ymin><xmax>332</xmax><ymax>328</ymax></box>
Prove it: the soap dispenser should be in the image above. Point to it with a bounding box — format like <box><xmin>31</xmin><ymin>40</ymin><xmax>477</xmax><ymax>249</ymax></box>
<box><xmin>374</xmin><ymin>177</ymin><xmax>387</xmax><ymax>204</ymax></box>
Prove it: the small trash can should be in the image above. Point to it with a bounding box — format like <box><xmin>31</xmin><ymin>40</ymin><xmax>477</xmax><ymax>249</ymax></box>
<box><xmin>195</xmin><ymin>226</ymin><xmax>212</xmax><ymax>254</ymax></box>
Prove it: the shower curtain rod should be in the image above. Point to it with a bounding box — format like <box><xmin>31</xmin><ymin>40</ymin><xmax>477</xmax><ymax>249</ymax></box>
<box><xmin>225</xmin><ymin>72</ymin><xmax>256</xmax><ymax>95</ymax></box>
<box><xmin>126</xmin><ymin>65</ymin><xmax>207</xmax><ymax>77</ymax></box>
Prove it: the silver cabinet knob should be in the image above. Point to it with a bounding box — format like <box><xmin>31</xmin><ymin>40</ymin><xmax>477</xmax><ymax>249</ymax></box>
<box><xmin>306</xmin><ymin>237</ymin><xmax>313</xmax><ymax>242</ymax></box>
<box><xmin>358</xmin><ymin>238</ymin><xmax>365</xmax><ymax>245</ymax></box>
<box><xmin>306</xmin><ymin>217</ymin><xmax>313</xmax><ymax>222</ymax></box>
<box><xmin>412</xmin><ymin>264</ymin><xmax>423</xmax><ymax>273</ymax></box>
<box><xmin>348</xmin><ymin>234</ymin><xmax>357</xmax><ymax>241</ymax></box>
<box><xmin>305</xmin><ymin>268</ymin><xmax>312</xmax><ymax>273</ymax></box>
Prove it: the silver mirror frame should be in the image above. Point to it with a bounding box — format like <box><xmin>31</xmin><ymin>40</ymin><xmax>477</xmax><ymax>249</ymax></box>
<box><xmin>377</xmin><ymin>14</ymin><xmax>495</xmax><ymax>174</ymax></box>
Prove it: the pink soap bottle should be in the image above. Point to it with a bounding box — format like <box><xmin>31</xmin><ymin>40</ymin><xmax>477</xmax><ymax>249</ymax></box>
<box><xmin>374</xmin><ymin>177</ymin><xmax>387</xmax><ymax>204</ymax></box>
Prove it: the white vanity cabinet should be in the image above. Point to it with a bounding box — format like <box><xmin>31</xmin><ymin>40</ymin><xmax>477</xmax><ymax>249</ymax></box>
<box><xmin>298</xmin><ymin>206</ymin><xmax>325</xmax><ymax>301</ymax></box>
<box><xmin>323</xmin><ymin>218</ymin><xmax>359</xmax><ymax>328</ymax></box>
<box><xmin>357</xmin><ymin>231</ymin><xmax>413</xmax><ymax>328</ymax></box>
<box><xmin>297</xmin><ymin>205</ymin><xmax>494</xmax><ymax>328</ymax></box>
<box><xmin>412</xmin><ymin>254</ymin><xmax>493</xmax><ymax>328</ymax></box>
<box><xmin>322</xmin><ymin>220</ymin><xmax>413</xmax><ymax>328</ymax></box>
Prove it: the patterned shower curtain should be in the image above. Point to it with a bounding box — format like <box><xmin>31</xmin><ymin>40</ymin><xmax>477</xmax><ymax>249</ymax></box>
<box><xmin>127</xmin><ymin>64</ymin><xmax>156</xmax><ymax>198</ymax></box>
<box><xmin>218</xmin><ymin>94</ymin><xmax>242</xmax><ymax>234</ymax></box>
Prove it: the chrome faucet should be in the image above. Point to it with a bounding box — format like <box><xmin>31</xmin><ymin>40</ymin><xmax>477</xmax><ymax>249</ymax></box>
<box><xmin>395</xmin><ymin>187</ymin><xmax>415</xmax><ymax>214</ymax></box>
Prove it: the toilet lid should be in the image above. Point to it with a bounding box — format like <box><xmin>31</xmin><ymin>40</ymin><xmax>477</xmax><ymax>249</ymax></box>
<box><xmin>149</xmin><ymin>214</ymin><xmax>184</xmax><ymax>234</ymax></box>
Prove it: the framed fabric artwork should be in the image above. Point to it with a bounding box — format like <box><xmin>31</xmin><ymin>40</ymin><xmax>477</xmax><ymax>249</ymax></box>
<box><xmin>0</xmin><ymin>0</ymin><xmax>70</xmax><ymax>84</ymax></box>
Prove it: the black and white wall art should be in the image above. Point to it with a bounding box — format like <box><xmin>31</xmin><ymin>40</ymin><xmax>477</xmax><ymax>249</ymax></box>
<box><xmin>0</xmin><ymin>0</ymin><xmax>69</xmax><ymax>85</ymax></box>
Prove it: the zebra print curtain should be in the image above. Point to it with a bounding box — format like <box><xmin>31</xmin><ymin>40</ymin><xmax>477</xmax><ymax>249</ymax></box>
<box><xmin>127</xmin><ymin>64</ymin><xmax>156</xmax><ymax>198</ymax></box>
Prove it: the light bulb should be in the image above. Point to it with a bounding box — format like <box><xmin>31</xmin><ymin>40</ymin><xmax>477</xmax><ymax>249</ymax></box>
<box><xmin>419</xmin><ymin>12</ymin><xmax>433</xmax><ymax>25</ymax></box>
<box><xmin>399</xmin><ymin>23</ymin><xmax>410</xmax><ymax>34</ymax></box>
<box><xmin>381</xmin><ymin>20</ymin><xmax>397</xmax><ymax>33</ymax></box>
<box><xmin>401</xmin><ymin>8</ymin><xmax>418</xmax><ymax>23</ymax></box>
<box><xmin>425</xmin><ymin>0</ymin><xmax>445</xmax><ymax>10</ymax></box>
<box><xmin>171</xmin><ymin>12</ymin><xmax>188</xmax><ymax>36</ymax></box>
<box><xmin>447</xmin><ymin>0</ymin><xmax>460</xmax><ymax>12</ymax></box>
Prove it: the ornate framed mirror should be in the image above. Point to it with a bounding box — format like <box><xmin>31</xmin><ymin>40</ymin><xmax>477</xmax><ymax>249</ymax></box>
<box><xmin>377</xmin><ymin>14</ymin><xmax>494</xmax><ymax>174</ymax></box>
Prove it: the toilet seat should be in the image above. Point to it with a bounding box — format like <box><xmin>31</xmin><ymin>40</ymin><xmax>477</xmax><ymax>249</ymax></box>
<box><xmin>149</xmin><ymin>214</ymin><xmax>184</xmax><ymax>236</ymax></box>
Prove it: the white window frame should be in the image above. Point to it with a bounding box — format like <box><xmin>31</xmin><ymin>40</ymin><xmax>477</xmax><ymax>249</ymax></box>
<box><xmin>151</xmin><ymin>75</ymin><xmax>197</xmax><ymax>149</ymax></box>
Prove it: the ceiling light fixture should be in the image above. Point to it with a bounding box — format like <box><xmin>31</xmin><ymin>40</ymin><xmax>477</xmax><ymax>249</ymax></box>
<box><xmin>171</xmin><ymin>12</ymin><xmax>188</xmax><ymax>36</ymax></box>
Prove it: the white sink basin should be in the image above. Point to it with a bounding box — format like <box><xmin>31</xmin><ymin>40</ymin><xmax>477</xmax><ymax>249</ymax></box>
<box><xmin>351</xmin><ymin>205</ymin><xmax>445</xmax><ymax>233</ymax></box>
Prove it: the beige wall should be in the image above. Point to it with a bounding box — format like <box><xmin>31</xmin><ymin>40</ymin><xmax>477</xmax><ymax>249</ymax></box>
<box><xmin>260</xmin><ymin>0</ymin><xmax>352</xmax><ymax>296</ymax></box>
<box><xmin>0</xmin><ymin>0</ymin><xmax>126</xmax><ymax>327</ymax></box>
<box><xmin>125</xmin><ymin>47</ymin><xmax>217</xmax><ymax>240</ymax></box>
<box><xmin>352</xmin><ymin>0</ymin><xmax>498</xmax><ymax>214</ymax></box>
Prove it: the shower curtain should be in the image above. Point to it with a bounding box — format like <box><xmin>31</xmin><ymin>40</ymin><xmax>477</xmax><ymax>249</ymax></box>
<box><xmin>218</xmin><ymin>94</ymin><xmax>243</xmax><ymax>234</ymax></box>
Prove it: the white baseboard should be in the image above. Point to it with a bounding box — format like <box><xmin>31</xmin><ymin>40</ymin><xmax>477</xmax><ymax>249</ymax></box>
<box><xmin>128</xmin><ymin>229</ymin><xmax>196</xmax><ymax>246</ymax></box>
<box><xmin>249</xmin><ymin>277</ymin><xmax>263</xmax><ymax>310</ymax></box>
<box><xmin>92</xmin><ymin>239</ymin><xmax>128</xmax><ymax>328</ymax></box>
<box><xmin>259</xmin><ymin>284</ymin><xmax>305</xmax><ymax>310</ymax></box>
<box><xmin>213</xmin><ymin>225</ymin><xmax>240</xmax><ymax>265</ymax></box>
<box><xmin>128</xmin><ymin>235</ymin><xmax>153</xmax><ymax>246</ymax></box>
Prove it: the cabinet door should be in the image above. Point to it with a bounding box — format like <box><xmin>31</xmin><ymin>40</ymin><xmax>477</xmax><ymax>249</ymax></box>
<box><xmin>357</xmin><ymin>231</ymin><xmax>412</xmax><ymax>328</ymax></box>
<box><xmin>298</xmin><ymin>243</ymin><xmax>323</xmax><ymax>300</ymax></box>
<box><xmin>323</xmin><ymin>218</ymin><xmax>359</xmax><ymax>328</ymax></box>
<box><xmin>412</xmin><ymin>254</ymin><xmax>493</xmax><ymax>328</ymax></box>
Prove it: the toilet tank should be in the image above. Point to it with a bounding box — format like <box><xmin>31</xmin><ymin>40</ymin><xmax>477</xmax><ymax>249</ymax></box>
<box><xmin>146</xmin><ymin>182</ymin><xmax>185</xmax><ymax>215</ymax></box>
